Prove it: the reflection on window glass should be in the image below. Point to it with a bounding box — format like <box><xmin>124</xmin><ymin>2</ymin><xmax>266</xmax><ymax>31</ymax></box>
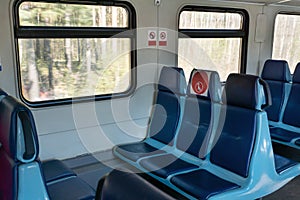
<box><xmin>19</xmin><ymin>38</ymin><xmax>131</xmax><ymax>102</ymax></box>
<box><xmin>179</xmin><ymin>11</ymin><xmax>242</xmax><ymax>29</ymax></box>
<box><xmin>19</xmin><ymin>2</ymin><xmax>128</xmax><ymax>27</ymax></box>
<box><xmin>273</xmin><ymin>14</ymin><xmax>300</xmax><ymax>72</ymax></box>
<box><xmin>178</xmin><ymin>38</ymin><xmax>241</xmax><ymax>81</ymax></box>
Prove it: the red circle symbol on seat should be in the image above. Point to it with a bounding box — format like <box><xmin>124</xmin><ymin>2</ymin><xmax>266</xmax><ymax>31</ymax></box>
<box><xmin>192</xmin><ymin>71</ymin><xmax>208</xmax><ymax>95</ymax></box>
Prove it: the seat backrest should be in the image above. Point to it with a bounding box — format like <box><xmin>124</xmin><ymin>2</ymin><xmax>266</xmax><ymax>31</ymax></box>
<box><xmin>148</xmin><ymin>66</ymin><xmax>186</xmax><ymax>145</ymax></box>
<box><xmin>261</xmin><ymin>59</ymin><xmax>291</xmax><ymax>122</ymax></box>
<box><xmin>210</xmin><ymin>74</ymin><xmax>271</xmax><ymax>178</ymax></box>
<box><xmin>176</xmin><ymin>69</ymin><xmax>222</xmax><ymax>158</ymax></box>
<box><xmin>282</xmin><ymin>63</ymin><xmax>300</xmax><ymax>127</ymax></box>
<box><xmin>97</xmin><ymin>170</ymin><xmax>177</xmax><ymax>200</ymax></box>
<box><xmin>0</xmin><ymin>96</ymin><xmax>39</xmax><ymax>200</ymax></box>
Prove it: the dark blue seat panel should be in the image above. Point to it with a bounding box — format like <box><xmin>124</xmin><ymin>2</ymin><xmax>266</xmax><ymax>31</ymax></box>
<box><xmin>282</xmin><ymin>84</ymin><xmax>300</xmax><ymax>128</ymax></box>
<box><xmin>98</xmin><ymin>170</ymin><xmax>176</xmax><ymax>200</ymax></box>
<box><xmin>149</xmin><ymin>92</ymin><xmax>180</xmax><ymax>145</ymax></box>
<box><xmin>261</xmin><ymin>59</ymin><xmax>291</xmax><ymax>122</ymax></box>
<box><xmin>274</xmin><ymin>154</ymin><xmax>298</xmax><ymax>173</ymax></box>
<box><xmin>114</xmin><ymin>142</ymin><xmax>165</xmax><ymax>161</ymax></box>
<box><xmin>171</xmin><ymin>169</ymin><xmax>239</xmax><ymax>200</ymax></box>
<box><xmin>42</xmin><ymin>159</ymin><xmax>76</xmax><ymax>183</ymax></box>
<box><xmin>270</xmin><ymin>127</ymin><xmax>300</xmax><ymax>142</ymax></box>
<box><xmin>47</xmin><ymin>177</ymin><xmax>95</xmax><ymax>200</ymax></box>
<box><xmin>139</xmin><ymin>154</ymin><xmax>198</xmax><ymax>178</ymax></box>
<box><xmin>210</xmin><ymin>107</ymin><xmax>257</xmax><ymax>178</ymax></box>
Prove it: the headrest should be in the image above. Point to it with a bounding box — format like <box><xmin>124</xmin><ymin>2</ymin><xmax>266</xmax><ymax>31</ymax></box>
<box><xmin>187</xmin><ymin>69</ymin><xmax>222</xmax><ymax>103</ymax></box>
<box><xmin>0</xmin><ymin>96</ymin><xmax>38</xmax><ymax>163</ymax></box>
<box><xmin>158</xmin><ymin>66</ymin><xmax>186</xmax><ymax>95</ymax></box>
<box><xmin>261</xmin><ymin>59</ymin><xmax>291</xmax><ymax>82</ymax></box>
<box><xmin>292</xmin><ymin>63</ymin><xmax>300</xmax><ymax>83</ymax></box>
<box><xmin>224</xmin><ymin>73</ymin><xmax>272</xmax><ymax>110</ymax></box>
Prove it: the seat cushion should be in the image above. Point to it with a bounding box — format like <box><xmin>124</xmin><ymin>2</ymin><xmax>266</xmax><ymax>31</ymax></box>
<box><xmin>42</xmin><ymin>159</ymin><xmax>76</xmax><ymax>183</ymax></box>
<box><xmin>270</xmin><ymin>127</ymin><xmax>300</xmax><ymax>142</ymax></box>
<box><xmin>114</xmin><ymin>142</ymin><xmax>165</xmax><ymax>161</ymax></box>
<box><xmin>171</xmin><ymin>169</ymin><xmax>239</xmax><ymax>199</ymax></box>
<box><xmin>47</xmin><ymin>177</ymin><xmax>95</xmax><ymax>200</ymax></box>
<box><xmin>140</xmin><ymin>154</ymin><xmax>198</xmax><ymax>178</ymax></box>
<box><xmin>274</xmin><ymin>154</ymin><xmax>298</xmax><ymax>173</ymax></box>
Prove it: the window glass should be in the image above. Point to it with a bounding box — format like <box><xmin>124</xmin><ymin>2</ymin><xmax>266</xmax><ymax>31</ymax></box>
<box><xmin>178</xmin><ymin>38</ymin><xmax>241</xmax><ymax>81</ymax></box>
<box><xmin>272</xmin><ymin>14</ymin><xmax>300</xmax><ymax>72</ymax></box>
<box><xmin>19</xmin><ymin>2</ymin><xmax>128</xmax><ymax>27</ymax></box>
<box><xmin>178</xmin><ymin>7</ymin><xmax>248</xmax><ymax>81</ymax></box>
<box><xmin>180</xmin><ymin>11</ymin><xmax>242</xmax><ymax>29</ymax></box>
<box><xmin>15</xmin><ymin>1</ymin><xmax>135</xmax><ymax>105</ymax></box>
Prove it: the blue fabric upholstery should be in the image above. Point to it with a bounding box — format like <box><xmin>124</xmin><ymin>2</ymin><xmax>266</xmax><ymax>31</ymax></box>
<box><xmin>42</xmin><ymin>159</ymin><xmax>76</xmax><ymax>183</ymax></box>
<box><xmin>261</xmin><ymin>59</ymin><xmax>291</xmax><ymax>122</ymax></box>
<box><xmin>114</xmin><ymin>67</ymin><xmax>185</xmax><ymax>161</ymax></box>
<box><xmin>98</xmin><ymin>170</ymin><xmax>176</xmax><ymax>200</ymax></box>
<box><xmin>157</xmin><ymin>66</ymin><xmax>186</xmax><ymax>95</ymax></box>
<box><xmin>274</xmin><ymin>154</ymin><xmax>297</xmax><ymax>173</ymax></box>
<box><xmin>282</xmin><ymin>64</ymin><xmax>300</xmax><ymax>127</ymax></box>
<box><xmin>171</xmin><ymin>169</ymin><xmax>239</xmax><ymax>200</ymax></box>
<box><xmin>140</xmin><ymin>154</ymin><xmax>197</xmax><ymax>178</ymax></box>
<box><xmin>210</xmin><ymin>74</ymin><xmax>268</xmax><ymax>178</ymax></box>
<box><xmin>210</xmin><ymin>107</ymin><xmax>257</xmax><ymax>177</ymax></box>
<box><xmin>261</xmin><ymin>60</ymin><xmax>291</xmax><ymax>82</ymax></box>
<box><xmin>225</xmin><ymin>73</ymin><xmax>271</xmax><ymax>110</ymax></box>
<box><xmin>139</xmin><ymin>69</ymin><xmax>221</xmax><ymax>178</ymax></box>
<box><xmin>114</xmin><ymin>142</ymin><xmax>165</xmax><ymax>162</ymax></box>
<box><xmin>295</xmin><ymin>139</ymin><xmax>300</xmax><ymax>146</ymax></box>
<box><xmin>149</xmin><ymin>91</ymin><xmax>180</xmax><ymax>145</ymax></box>
<box><xmin>270</xmin><ymin>128</ymin><xmax>300</xmax><ymax>142</ymax></box>
<box><xmin>47</xmin><ymin>177</ymin><xmax>95</xmax><ymax>200</ymax></box>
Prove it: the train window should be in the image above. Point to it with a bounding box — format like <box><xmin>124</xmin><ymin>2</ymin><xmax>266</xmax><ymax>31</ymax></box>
<box><xmin>178</xmin><ymin>7</ymin><xmax>249</xmax><ymax>81</ymax></box>
<box><xmin>14</xmin><ymin>1</ymin><xmax>136</xmax><ymax>106</ymax></box>
<box><xmin>273</xmin><ymin>13</ymin><xmax>300</xmax><ymax>72</ymax></box>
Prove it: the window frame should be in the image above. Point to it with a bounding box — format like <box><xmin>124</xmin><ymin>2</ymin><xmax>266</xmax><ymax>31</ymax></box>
<box><xmin>13</xmin><ymin>0</ymin><xmax>137</xmax><ymax>107</ymax></box>
<box><xmin>272</xmin><ymin>11</ymin><xmax>300</xmax><ymax>73</ymax></box>
<box><xmin>178</xmin><ymin>6</ymin><xmax>249</xmax><ymax>75</ymax></box>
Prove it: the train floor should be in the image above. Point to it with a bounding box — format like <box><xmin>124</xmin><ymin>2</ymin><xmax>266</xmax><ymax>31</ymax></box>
<box><xmin>62</xmin><ymin>149</ymin><xmax>299</xmax><ymax>199</ymax></box>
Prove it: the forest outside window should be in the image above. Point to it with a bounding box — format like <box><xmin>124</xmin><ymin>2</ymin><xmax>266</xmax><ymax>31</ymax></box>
<box><xmin>272</xmin><ymin>13</ymin><xmax>300</xmax><ymax>72</ymax></box>
<box><xmin>178</xmin><ymin>7</ymin><xmax>249</xmax><ymax>81</ymax></box>
<box><xmin>14</xmin><ymin>1</ymin><xmax>136</xmax><ymax>106</ymax></box>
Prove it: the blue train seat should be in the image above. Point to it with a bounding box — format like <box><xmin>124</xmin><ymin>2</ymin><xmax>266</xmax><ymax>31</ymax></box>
<box><xmin>261</xmin><ymin>59</ymin><xmax>292</xmax><ymax>124</ymax></box>
<box><xmin>0</xmin><ymin>95</ymin><xmax>95</xmax><ymax>200</ymax></box>
<box><xmin>113</xmin><ymin>66</ymin><xmax>186</xmax><ymax>162</ymax></box>
<box><xmin>270</xmin><ymin>63</ymin><xmax>300</xmax><ymax>146</ymax></box>
<box><xmin>168</xmin><ymin>74</ymin><xmax>299</xmax><ymax>199</ymax></box>
<box><xmin>96</xmin><ymin>169</ymin><xmax>178</xmax><ymax>200</ymax></box>
<box><xmin>139</xmin><ymin>69</ymin><xmax>222</xmax><ymax>178</ymax></box>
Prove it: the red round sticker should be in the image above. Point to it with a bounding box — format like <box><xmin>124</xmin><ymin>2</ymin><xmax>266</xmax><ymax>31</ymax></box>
<box><xmin>192</xmin><ymin>71</ymin><xmax>208</xmax><ymax>95</ymax></box>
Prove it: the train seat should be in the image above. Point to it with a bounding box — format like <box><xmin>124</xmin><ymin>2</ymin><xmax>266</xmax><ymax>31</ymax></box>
<box><xmin>270</xmin><ymin>63</ymin><xmax>300</xmax><ymax>147</ymax></box>
<box><xmin>139</xmin><ymin>69</ymin><xmax>222</xmax><ymax>178</ymax></box>
<box><xmin>169</xmin><ymin>74</ymin><xmax>291</xmax><ymax>199</ymax></box>
<box><xmin>0</xmin><ymin>94</ymin><xmax>95</xmax><ymax>199</ymax></box>
<box><xmin>261</xmin><ymin>59</ymin><xmax>292</xmax><ymax>124</ymax></box>
<box><xmin>113</xmin><ymin>66</ymin><xmax>186</xmax><ymax>162</ymax></box>
<box><xmin>96</xmin><ymin>169</ymin><xmax>177</xmax><ymax>200</ymax></box>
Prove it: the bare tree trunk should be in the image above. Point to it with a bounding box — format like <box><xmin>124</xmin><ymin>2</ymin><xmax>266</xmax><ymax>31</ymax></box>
<box><xmin>27</xmin><ymin>40</ymin><xmax>40</xmax><ymax>100</ymax></box>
